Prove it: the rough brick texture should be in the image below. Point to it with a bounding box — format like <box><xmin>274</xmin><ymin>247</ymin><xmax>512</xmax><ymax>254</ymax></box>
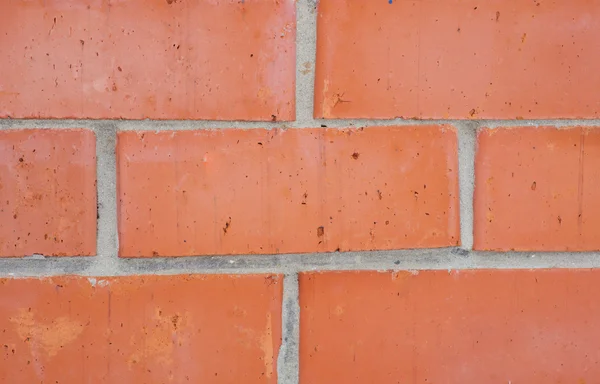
<box><xmin>0</xmin><ymin>274</ymin><xmax>282</xmax><ymax>383</ymax></box>
<box><xmin>300</xmin><ymin>269</ymin><xmax>600</xmax><ymax>383</ymax></box>
<box><xmin>0</xmin><ymin>0</ymin><xmax>295</xmax><ymax>121</ymax></box>
<box><xmin>0</xmin><ymin>129</ymin><xmax>96</xmax><ymax>257</ymax></box>
<box><xmin>2</xmin><ymin>0</ymin><xmax>600</xmax><ymax>380</ymax></box>
<box><xmin>314</xmin><ymin>0</ymin><xmax>600</xmax><ymax>119</ymax></box>
<box><xmin>117</xmin><ymin>126</ymin><xmax>459</xmax><ymax>257</ymax></box>
<box><xmin>475</xmin><ymin>126</ymin><xmax>600</xmax><ymax>251</ymax></box>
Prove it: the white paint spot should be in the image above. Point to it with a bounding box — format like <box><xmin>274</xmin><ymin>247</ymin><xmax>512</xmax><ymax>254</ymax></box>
<box><xmin>92</xmin><ymin>77</ymin><xmax>109</xmax><ymax>93</ymax></box>
<box><xmin>87</xmin><ymin>278</ymin><xmax>108</xmax><ymax>287</ymax></box>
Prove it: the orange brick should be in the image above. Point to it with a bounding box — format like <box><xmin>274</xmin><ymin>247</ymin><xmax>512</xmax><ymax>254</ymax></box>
<box><xmin>474</xmin><ymin>127</ymin><xmax>600</xmax><ymax>251</ymax></box>
<box><xmin>117</xmin><ymin>126</ymin><xmax>459</xmax><ymax>257</ymax></box>
<box><xmin>300</xmin><ymin>269</ymin><xmax>600</xmax><ymax>383</ymax></box>
<box><xmin>0</xmin><ymin>274</ymin><xmax>282</xmax><ymax>383</ymax></box>
<box><xmin>0</xmin><ymin>0</ymin><xmax>295</xmax><ymax>121</ymax></box>
<box><xmin>0</xmin><ymin>129</ymin><xmax>96</xmax><ymax>257</ymax></box>
<box><xmin>314</xmin><ymin>0</ymin><xmax>600</xmax><ymax>119</ymax></box>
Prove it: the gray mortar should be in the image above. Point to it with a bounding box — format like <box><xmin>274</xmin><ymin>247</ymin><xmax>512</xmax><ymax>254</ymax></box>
<box><xmin>277</xmin><ymin>273</ymin><xmax>300</xmax><ymax>384</ymax></box>
<box><xmin>94</xmin><ymin>123</ymin><xmax>120</xmax><ymax>276</ymax></box>
<box><xmin>457</xmin><ymin>122</ymin><xmax>476</xmax><ymax>250</ymax></box>
<box><xmin>4</xmin><ymin>250</ymin><xmax>600</xmax><ymax>277</ymax></box>
<box><xmin>2</xmin><ymin>1</ymin><xmax>600</xmax><ymax>383</ymax></box>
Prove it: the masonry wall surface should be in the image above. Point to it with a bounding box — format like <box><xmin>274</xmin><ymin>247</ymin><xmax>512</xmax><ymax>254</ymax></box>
<box><xmin>1</xmin><ymin>0</ymin><xmax>600</xmax><ymax>383</ymax></box>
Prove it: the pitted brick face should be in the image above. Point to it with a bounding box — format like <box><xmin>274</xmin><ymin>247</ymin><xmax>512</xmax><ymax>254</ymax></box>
<box><xmin>116</xmin><ymin>126</ymin><xmax>459</xmax><ymax>257</ymax></box>
<box><xmin>0</xmin><ymin>0</ymin><xmax>296</xmax><ymax>121</ymax></box>
<box><xmin>0</xmin><ymin>275</ymin><xmax>283</xmax><ymax>383</ymax></box>
<box><xmin>0</xmin><ymin>129</ymin><xmax>96</xmax><ymax>257</ymax></box>
<box><xmin>0</xmin><ymin>0</ymin><xmax>598</xmax><ymax>382</ymax></box>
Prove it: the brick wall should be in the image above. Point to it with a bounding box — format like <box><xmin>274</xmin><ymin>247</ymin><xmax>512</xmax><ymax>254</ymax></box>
<box><xmin>1</xmin><ymin>0</ymin><xmax>600</xmax><ymax>383</ymax></box>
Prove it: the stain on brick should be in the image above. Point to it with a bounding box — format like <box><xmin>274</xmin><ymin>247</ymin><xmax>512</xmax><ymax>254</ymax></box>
<box><xmin>9</xmin><ymin>309</ymin><xmax>84</xmax><ymax>358</ymax></box>
<box><xmin>0</xmin><ymin>275</ymin><xmax>282</xmax><ymax>383</ymax></box>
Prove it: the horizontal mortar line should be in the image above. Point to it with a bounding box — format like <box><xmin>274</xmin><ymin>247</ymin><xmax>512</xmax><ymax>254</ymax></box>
<box><xmin>3</xmin><ymin>119</ymin><xmax>600</xmax><ymax>130</ymax></box>
<box><xmin>0</xmin><ymin>249</ymin><xmax>600</xmax><ymax>277</ymax></box>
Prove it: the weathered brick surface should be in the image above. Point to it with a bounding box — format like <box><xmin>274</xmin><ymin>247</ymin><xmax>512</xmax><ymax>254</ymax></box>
<box><xmin>0</xmin><ymin>129</ymin><xmax>96</xmax><ymax>257</ymax></box>
<box><xmin>300</xmin><ymin>269</ymin><xmax>600</xmax><ymax>383</ymax></box>
<box><xmin>0</xmin><ymin>274</ymin><xmax>282</xmax><ymax>383</ymax></box>
<box><xmin>0</xmin><ymin>0</ymin><xmax>295</xmax><ymax>120</ymax></box>
<box><xmin>117</xmin><ymin>126</ymin><xmax>459</xmax><ymax>257</ymax></box>
<box><xmin>2</xmin><ymin>0</ymin><xmax>600</xmax><ymax>380</ymax></box>
<box><xmin>474</xmin><ymin>127</ymin><xmax>600</xmax><ymax>251</ymax></box>
<box><xmin>314</xmin><ymin>0</ymin><xmax>600</xmax><ymax>119</ymax></box>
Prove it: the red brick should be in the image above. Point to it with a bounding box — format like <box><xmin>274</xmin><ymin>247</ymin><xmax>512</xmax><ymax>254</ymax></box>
<box><xmin>314</xmin><ymin>0</ymin><xmax>600</xmax><ymax>119</ymax></box>
<box><xmin>0</xmin><ymin>274</ymin><xmax>282</xmax><ymax>383</ymax></box>
<box><xmin>474</xmin><ymin>127</ymin><xmax>600</xmax><ymax>251</ymax></box>
<box><xmin>0</xmin><ymin>129</ymin><xmax>96</xmax><ymax>257</ymax></box>
<box><xmin>117</xmin><ymin>126</ymin><xmax>459</xmax><ymax>257</ymax></box>
<box><xmin>300</xmin><ymin>269</ymin><xmax>600</xmax><ymax>383</ymax></box>
<box><xmin>0</xmin><ymin>0</ymin><xmax>295</xmax><ymax>121</ymax></box>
